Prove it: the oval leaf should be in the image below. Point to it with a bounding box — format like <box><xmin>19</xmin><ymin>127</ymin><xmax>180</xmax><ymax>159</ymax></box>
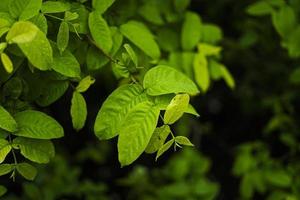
<box><xmin>16</xmin><ymin>162</ymin><xmax>37</xmax><ymax>181</ymax></box>
<box><xmin>71</xmin><ymin>91</ymin><xmax>87</xmax><ymax>131</ymax></box>
<box><xmin>57</xmin><ymin>21</ymin><xmax>69</xmax><ymax>54</ymax></box>
<box><xmin>0</xmin><ymin>106</ymin><xmax>17</xmax><ymax>132</ymax></box>
<box><xmin>14</xmin><ymin>110</ymin><xmax>64</xmax><ymax>139</ymax></box>
<box><xmin>164</xmin><ymin>94</ymin><xmax>190</xmax><ymax>124</ymax></box>
<box><xmin>0</xmin><ymin>139</ymin><xmax>11</xmax><ymax>163</ymax></box>
<box><xmin>145</xmin><ymin>125</ymin><xmax>171</xmax><ymax>154</ymax></box>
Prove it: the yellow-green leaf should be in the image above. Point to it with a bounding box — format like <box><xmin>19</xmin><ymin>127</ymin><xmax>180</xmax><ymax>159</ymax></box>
<box><xmin>1</xmin><ymin>53</ymin><xmax>13</xmax><ymax>73</ymax></box>
<box><xmin>164</xmin><ymin>94</ymin><xmax>190</xmax><ymax>125</ymax></box>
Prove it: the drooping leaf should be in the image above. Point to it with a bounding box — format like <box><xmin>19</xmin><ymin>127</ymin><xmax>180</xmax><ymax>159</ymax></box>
<box><xmin>71</xmin><ymin>91</ymin><xmax>87</xmax><ymax>131</ymax></box>
<box><xmin>181</xmin><ymin>12</ymin><xmax>202</xmax><ymax>50</ymax></box>
<box><xmin>198</xmin><ymin>43</ymin><xmax>222</xmax><ymax>56</ymax></box>
<box><xmin>156</xmin><ymin>139</ymin><xmax>174</xmax><ymax>161</ymax></box>
<box><xmin>14</xmin><ymin>110</ymin><xmax>64</xmax><ymax>139</ymax></box>
<box><xmin>118</xmin><ymin>101</ymin><xmax>160</xmax><ymax>166</ymax></box>
<box><xmin>265</xmin><ymin>170</ymin><xmax>292</xmax><ymax>188</ymax></box>
<box><xmin>120</xmin><ymin>20</ymin><xmax>160</xmax><ymax>60</ymax></box>
<box><xmin>175</xmin><ymin>136</ymin><xmax>194</xmax><ymax>146</ymax></box>
<box><xmin>143</xmin><ymin>65</ymin><xmax>199</xmax><ymax>96</ymax></box>
<box><xmin>6</xmin><ymin>21</ymin><xmax>38</xmax><ymax>44</ymax></box>
<box><xmin>145</xmin><ymin>125</ymin><xmax>171</xmax><ymax>154</ymax></box>
<box><xmin>76</xmin><ymin>76</ymin><xmax>95</xmax><ymax>93</ymax></box>
<box><xmin>88</xmin><ymin>11</ymin><xmax>112</xmax><ymax>54</ymax></box>
<box><xmin>272</xmin><ymin>6</ymin><xmax>296</xmax><ymax>38</ymax></box>
<box><xmin>41</xmin><ymin>1</ymin><xmax>70</xmax><ymax>13</ymax></box>
<box><xmin>164</xmin><ymin>94</ymin><xmax>190</xmax><ymax>125</ymax></box>
<box><xmin>0</xmin><ymin>164</ymin><xmax>13</xmax><ymax>176</ymax></box>
<box><xmin>9</xmin><ymin>0</ymin><xmax>42</xmax><ymax>21</ymax></box>
<box><xmin>0</xmin><ymin>139</ymin><xmax>11</xmax><ymax>163</ymax></box>
<box><xmin>124</xmin><ymin>43</ymin><xmax>138</xmax><ymax>67</ymax></box>
<box><xmin>193</xmin><ymin>53</ymin><xmax>209</xmax><ymax>92</ymax></box>
<box><xmin>1</xmin><ymin>53</ymin><xmax>13</xmax><ymax>73</ymax></box>
<box><xmin>57</xmin><ymin>21</ymin><xmax>69</xmax><ymax>54</ymax></box>
<box><xmin>94</xmin><ymin>84</ymin><xmax>148</xmax><ymax>140</ymax></box>
<box><xmin>174</xmin><ymin>0</ymin><xmax>191</xmax><ymax>12</ymax></box>
<box><xmin>13</xmin><ymin>137</ymin><xmax>55</xmax><ymax>164</ymax></box>
<box><xmin>246</xmin><ymin>1</ymin><xmax>274</xmax><ymax>16</ymax></box>
<box><xmin>16</xmin><ymin>162</ymin><xmax>37</xmax><ymax>181</ymax></box>
<box><xmin>219</xmin><ymin>64</ymin><xmax>235</xmax><ymax>89</ymax></box>
<box><xmin>0</xmin><ymin>106</ymin><xmax>17</xmax><ymax>132</ymax></box>
<box><xmin>92</xmin><ymin>0</ymin><xmax>115</xmax><ymax>14</ymax></box>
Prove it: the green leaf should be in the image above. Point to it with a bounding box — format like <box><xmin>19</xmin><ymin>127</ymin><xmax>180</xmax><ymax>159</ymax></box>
<box><xmin>198</xmin><ymin>43</ymin><xmax>222</xmax><ymax>56</ymax></box>
<box><xmin>0</xmin><ymin>106</ymin><xmax>17</xmax><ymax>132</ymax></box>
<box><xmin>145</xmin><ymin>125</ymin><xmax>171</xmax><ymax>154</ymax></box>
<box><xmin>272</xmin><ymin>6</ymin><xmax>296</xmax><ymax>38</ymax></box>
<box><xmin>156</xmin><ymin>139</ymin><xmax>174</xmax><ymax>161</ymax></box>
<box><xmin>18</xmin><ymin>28</ymin><xmax>53</xmax><ymax>70</ymax></box>
<box><xmin>193</xmin><ymin>53</ymin><xmax>209</xmax><ymax>92</ymax></box>
<box><xmin>71</xmin><ymin>91</ymin><xmax>87</xmax><ymax>131</ymax></box>
<box><xmin>1</xmin><ymin>53</ymin><xmax>13</xmax><ymax>73</ymax></box>
<box><xmin>164</xmin><ymin>94</ymin><xmax>190</xmax><ymax>124</ymax></box>
<box><xmin>265</xmin><ymin>170</ymin><xmax>292</xmax><ymax>187</ymax></box>
<box><xmin>9</xmin><ymin>0</ymin><xmax>42</xmax><ymax>21</ymax></box>
<box><xmin>57</xmin><ymin>21</ymin><xmax>69</xmax><ymax>54</ymax></box>
<box><xmin>14</xmin><ymin>110</ymin><xmax>64</xmax><ymax>139</ymax></box>
<box><xmin>118</xmin><ymin>101</ymin><xmax>160</xmax><ymax>166</ymax></box>
<box><xmin>175</xmin><ymin>136</ymin><xmax>194</xmax><ymax>146</ymax></box>
<box><xmin>220</xmin><ymin>64</ymin><xmax>235</xmax><ymax>89</ymax></box>
<box><xmin>174</xmin><ymin>0</ymin><xmax>191</xmax><ymax>12</ymax></box>
<box><xmin>201</xmin><ymin>24</ymin><xmax>222</xmax><ymax>44</ymax></box>
<box><xmin>143</xmin><ymin>65</ymin><xmax>199</xmax><ymax>96</ymax></box>
<box><xmin>88</xmin><ymin>11</ymin><xmax>112</xmax><ymax>54</ymax></box>
<box><xmin>240</xmin><ymin>174</ymin><xmax>254</xmax><ymax>199</ymax></box>
<box><xmin>50</xmin><ymin>42</ymin><xmax>80</xmax><ymax>78</ymax></box>
<box><xmin>0</xmin><ymin>185</ymin><xmax>7</xmax><ymax>197</ymax></box>
<box><xmin>92</xmin><ymin>0</ymin><xmax>115</xmax><ymax>14</ymax></box>
<box><xmin>64</xmin><ymin>11</ymin><xmax>79</xmax><ymax>21</ymax></box>
<box><xmin>120</xmin><ymin>20</ymin><xmax>160</xmax><ymax>60</ymax></box>
<box><xmin>41</xmin><ymin>1</ymin><xmax>70</xmax><ymax>13</ymax></box>
<box><xmin>246</xmin><ymin>1</ymin><xmax>274</xmax><ymax>16</ymax></box>
<box><xmin>157</xmin><ymin>28</ymin><xmax>180</xmax><ymax>52</ymax></box>
<box><xmin>0</xmin><ymin>164</ymin><xmax>13</xmax><ymax>176</ymax></box>
<box><xmin>30</xmin><ymin>13</ymin><xmax>48</xmax><ymax>34</ymax></box>
<box><xmin>36</xmin><ymin>80</ymin><xmax>69</xmax><ymax>107</ymax></box>
<box><xmin>124</xmin><ymin>43</ymin><xmax>138</xmax><ymax>67</ymax></box>
<box><xmin>13</xmin><ymin>137</ymin><xmax>55</xmax><ymax>164</ymax></box>
<box><xmin>94</xmin><ymin>84</ymin><xmax>148</xmax><ymax>140</ymax></box>
<box><xmin>76</xmin><ymin>76</ymin><xmax>95</xmax><ymax>93</ymax></box>
<box><xmin>16</xmin><ymin>162</ymin><xmax>37</xmax><ymax>181</ymax></box>
<box><xmin>6</xmin><ymin>21</ymin><xmax>38</xmax><ymax>44</ymax></box>
<box><xmin>181</xmin><ymin>12</ymin><xmax>202</xmax><ymax>50</ymax></box>
<box><xmin>0</xmin><ymin>139</ymin><xmax>11</xmax><ymax>163</ymax></box>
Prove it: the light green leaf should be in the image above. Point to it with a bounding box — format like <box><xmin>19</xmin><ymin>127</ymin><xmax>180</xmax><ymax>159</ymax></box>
<box><xmin>51</xmin><ymin>46</ymin><xmax>80</xmax><ymax>78</ymax></box>
<box><xmin>0</xmin><ymin>106</ymin><xmax>17</xmax><ymax>132</ymax></box>
<box><xmin>198</xmin><ymin>43</ymin><xmax>222</xmax><ymax>56</ymax></box>
<box><xmin>14</xmin><ymin>110</ymin><xmax>64</xmax><ymax>139</ymax></box>
<box><xmin>71</xmin><ymin>91</ymin><xmax>87</xmax><ymax>131</ymax></box>
<box><xmin>175</xmin><ymin>136</ymin><xmax>194</xmax><ymax>146</ymax></box>
<box><xmin>64</xmin><ymin>11</ymin><xmax>79</xmax><ymax>21</ymax></box>
<box><xmin>164</xmin><ymin>94</ymin><xmax>190</xmax><ymax>124</ymax></box>
<box><xmin>41</xmin><ymin>1</ymin><xmax>70</xmax><ymax>13</ymax></box>
<box><xmin>209</xmin><ymin>60</ymin><xmax>223</xmax><ymax>80</ymax></box>
<box><xmin>88</xmin><ymin>11</ymin><xmax>112</xmax><ymax>54</ymax></box>
<box><xmin>94</xmin><ymin>84</ymin><xmax>148</xmax><ymax>140</ymax></box>
<box><xmin>181</xmin><ymin>12</ymin><xmax>202</xmax><ymax>50</ymax></box>
<box><xmin>156</xmin><ymin>139</ymin><xmax>174</xmax><ymax>161</ymax></box>
<box><xmin>220</xmin><ymin>64</ymin><xmax>235</xmax><ymax>89</ymax></box>
<box><xmin>6</xmin><ymin>21</ymin><xmax>38</xmax><ymax>44</ymax></box>
<box><xmin>30</xmin><ymin>13</ymin><xmax>48</xmax><ymax>34</ymax></box>
<box><xmin>194</xmin><ymin>53</ymin><xmax>209</xmax><ymax>92</ymax></box>
<box><xmin>0</xmin><ymin>185</ymin><xmax>7</xmax><ymax>197</ymax></box>
<box><xmin>92</xmin><ymin>0</ymin><xmax>115</xmax><ymax>14</ymax></box>
<box><xmin>201</xmin><ymin>24</ymin><xmax>222</xmax><ymax>44</ymax></box>
<box><xmin>143</xmin><ymin>65</ymin><xmax>199</xmax><ymax>96</ymax></box>
<box><xmin>124</xmin><ymin>43</ymin><xmax>138</xmax><ymax>67</ymax></box>
<box><xmin>13</xmin><ymin>137</ymin><xmax>55</xmax><ymax>164</ymax></box>
<box><xmin>57</xmin><ymin>21</ymin><xmax>69</xmax><ymax>54</ymax></box>
<box><xmin>145</xmin><ymin>125</ymin><xmax>171</xmax><ymax>154</ymax></box>
<box><xmin>76</xmin><ymin>76</ymin><xmax>95</xmax><ymax>93</ymax></box>
<box><xmin>174</xmin><ymin>0</ymin><xmax>191</xmax><ymax>12</ymax></box>
<box><xmin>1</xmin><ymin>53</ymin><xmax>13</xmax><ymax>73</ymax></box>
<box><xmin>120</xmin><ymin>20</ymin><xmax>160</xmax><ymax>60</ymax></box>
<box><xmin>18</xmin><ymin>29</ymin><xmax>53</xmax><ymax>70</ymax></box>
<box><xmin>246</xmin><ymin>1</ymin><xmax>274</xmax><ymax>16</ymax></box>
<box><xmin>118</xmin><ymin>101</ymin><xmax>160</xmax><ymax>167</ymax></box>
<box><xmin>16</xmin><ymin>162</ymin><xmax>37</xmax><ymax>181</ymax></box>
<box><xmin>0</xmin><ymin>139</ymin><xmax>11</xmax><ymax>163</ymax></box>
<box><xmin>0</xmin><ymin>164</ymin><xmax>13</xmax><ymax>176</ymax></box>
<box><xmin>9</xmin><ymin>0</ymin><xmax>42</xmax><ymax>21</ymax></box>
